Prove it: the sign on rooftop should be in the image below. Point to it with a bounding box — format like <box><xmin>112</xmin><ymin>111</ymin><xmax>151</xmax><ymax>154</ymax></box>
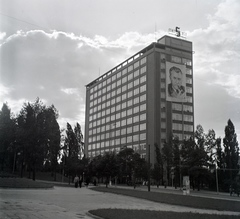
<box><xmin>168</xmin><ymin>27</ymin><xmax>187</xmax><ymax>39</ymax></box>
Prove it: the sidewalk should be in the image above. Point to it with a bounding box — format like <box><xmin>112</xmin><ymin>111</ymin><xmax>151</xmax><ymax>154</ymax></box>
<box><xmin>1</xmin><ymin>185</ymin><xmax>240</xmax><ymax>219</ymax></box>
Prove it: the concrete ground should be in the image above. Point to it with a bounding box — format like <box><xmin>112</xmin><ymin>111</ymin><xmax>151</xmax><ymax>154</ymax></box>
<box><xmin>0</xmin><ymin>185</ymin><xmax>240</xmax><ymax>219</ymax></box>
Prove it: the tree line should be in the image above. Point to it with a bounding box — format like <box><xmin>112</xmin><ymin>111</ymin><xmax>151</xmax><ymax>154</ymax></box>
<box><xmin>0</xmin><ymin>99</ymin><xmax>84</xmax><ymax>181</ymax></box>
<box><xmin>153</xmin><ymin>121</ymin><xmax>239</xmax><ymax>192</ymax></box>
<box><xmin>0</xmin><ymin>99</ymin><xmax>239</xmax><ymax>192</ymax></box>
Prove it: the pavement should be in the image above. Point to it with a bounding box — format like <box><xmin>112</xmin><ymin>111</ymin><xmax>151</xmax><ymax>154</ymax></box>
<box><xmin>1</xmin><ymin>184</ymin><xmax>240</xmax><ymax>219</ymax></box>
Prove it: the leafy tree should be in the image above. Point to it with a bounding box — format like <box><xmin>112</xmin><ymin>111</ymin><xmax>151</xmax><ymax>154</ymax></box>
<box><xmin>205</xmin><ymin>129</ymin><xmax>217</xmax><ymax>167</ymax></box>
<box><xmin>172</xmin><ymin>137</ymin><xmax>181</xmax><ymax>188</ymax></box>
<box><xmin>223</xmin><ymin>119</ymin><xmax>239</xmax><ymax>189</ymax></box>
<box><xmin>151</xmin><ymin>143</ymin><xmax>163</xmax><ymax>187</ymax></box>
<box><xmin>74</xmin><ymin>123</ymin><xmax>84</xmax><ymax>159</ymax></box>
<box><xmin>17</xmin><ymin>99</ymin><xmax>48</xmax><ymax>180</ymax></box>
<box><xmin>117</xmin><ymin>147</ymin><xmax>135</xmax><ymax>184</ymax></box>
<box><xmin>43</xmin><ymin>106</ymin><xmax>61</xmax><ymax>181</ymax></box>
<box><xmin>101</xmin><ymin>152</ymin><xmax>118</xmax><ymax>187</ymax></box>
<box><xmin>162</xmin><ymin>139</ymin><xmax>173</xmax><ymax>186</ymax></box>
<box><xmin>0</xmin><ymin>103</ymin><xmax>16</xmax><ymax>171</ymax></box>
<box><xmin>132</xmin><ymin>152</ymin><xmax>148</xmax><ymax>186</ymax></box>
<box><xmin>63</xmin><ymin>123</ymin><xmax>78</xmax><ymax>182</ymax></box>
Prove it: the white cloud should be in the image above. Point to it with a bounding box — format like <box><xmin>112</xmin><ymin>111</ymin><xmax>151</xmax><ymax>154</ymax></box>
<box><xmin>0</xmin><ymin>32</ymin><xmax>6</xmax><ymax>40</ymax></box>
<box><xmin>0</xmin><ymin>0</ymin><xmax>239</xmax><ymax>140</ymax></box>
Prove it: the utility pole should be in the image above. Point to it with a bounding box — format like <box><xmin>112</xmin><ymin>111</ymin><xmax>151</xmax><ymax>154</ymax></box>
<box><xmin>148</xmin><ymin>144</ymin><xmax>151</xmax><ymax>192</ymax></box>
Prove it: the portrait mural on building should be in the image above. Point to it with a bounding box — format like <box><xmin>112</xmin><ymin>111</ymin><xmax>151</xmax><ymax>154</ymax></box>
<box><xmin>166</xmin><ymin>62</ymin><xmax>186</xmax><ymax>102</ymax></box>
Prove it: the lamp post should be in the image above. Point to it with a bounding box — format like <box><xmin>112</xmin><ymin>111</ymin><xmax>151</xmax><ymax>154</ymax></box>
<box><xmin>148</xmin><ymin>144</ymin><xmax>151</xmax><ymax>192</ymax></box>
<box><xmin>215</xmin><ymin>164</ymin><xmax>219</xmax><ymax>194</ymax></box>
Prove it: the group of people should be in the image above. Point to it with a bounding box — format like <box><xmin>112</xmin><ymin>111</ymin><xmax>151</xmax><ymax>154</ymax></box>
<box><xmin>73</xmin><ymin>175</ymin><xmax>85</xmax><ymax>188</ymax></box>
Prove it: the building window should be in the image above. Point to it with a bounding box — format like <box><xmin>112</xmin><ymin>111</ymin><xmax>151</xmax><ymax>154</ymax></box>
<box><xmin>186</xmin><ymin>86</ymin><xmax>192</xmax><ymax>94</ymax></box>
<box><xmin>134</xmin><ymin>97</ymin><xmax>139</xmax><ymax>105</ymax></box>
<box><xmin>140</xmin><ymin>133</ymin><xmax>146</xmax><ymax>141</ymax></box>
<box><xmin>134</xmin><ymin>87</ymin><xmax>139</xmax><ymax>96</ymax></box>
<box><xmin>186</xmin><ymin>96</ymin><xmax>193</xmax><ymax>103</ymax></box>
<box><xmin>140</xmin><ymin>84</ymin><xmax>146</xmax><ymax>93</ymax></box>
<box><xmin>140</xmin><ymin>113</ymin><xmax>146</xmax><ymax>121</ymax></box>
<box><xmin>133</xmin><ymin>115</ymin><xmax>139</xmax><ymax>123</ymax></box>
<box><xmin>127</xmin><ymin>127</ymin><xmax>132</xmax><ymax>133</ymax></box>
<box><xmin>122</xmin><ymin>76</ymin><xmax>127</xmax><ymax>84</ymax></box>
<box><xmin>127</xmin><ymin>117</ymin><xmax>132</xmax><ymax>125</ymax></box>
<box><xmin>134</xmin><ymin>61</ymin><xmax>139</xmax><ymax>69</ymax></box>
<box><xmin>173</xmin><ymin>123</ymin><xmax>183</xmax><ymax>131</ymax></box>
<box><xmin>128</xmin><ymin>65</ymin><xmax>133</xmax><ymax>72</ymax></box>
<box><xmin>186</xmin><ymin>68</ymin><xmax>192</xmax><ymax>75</ymax></box>
<box><xmin>133</xmin><ymin>134</ymin><xmax>139</xmax><ymax>142</ymax></box>
<box><xmin>127</xmin><ymin>136</ymin><xmax>132</xmax><ymax>143</ymax></box>
<box><xmin>127</xmin><ymin>99</ymin><xmax>133</xmax><ymax>107</ymax></box>
<box><xmin>186</xmin><ymin>77</ymin><xmax>192</xmax><ymax>84</ymax></box>
<box><xmin>172</xmin><ymin>113</ymin><xmax>182</xmax><ymax>121</ymax></box>
<box><xmin>140</xmin><ymin>123</ymin><xmax>146</xmax><ymax>131</ymax></box>
<box><xmin>184</xmin><ymin>124</ymin><xmax>194</xmax><ymax>132</ymax></box>
<box><xmin>128</xmin><ymin>73</ymin><xmax>133</xmax><ymax>81</ymax></box>
<box><xmin>140</xmin><ymin>94</ymin><xmax>146</xmax><ymax>102</ymax></box>
<box><xmin>134</xmin><ymin>69</ymin><xmax>140</xmax><ymax>78</ymax></box>
<box><xmin>161</xmin><ymin>112</ymin><xmax>166</xmax><ymax>119</ymax></box>
<box><xmin>160</xmin><ymin>53</ymin><xmax>166</xmax><ymax>60</ymax></box>
<box><xmin>184</xmin><ymin>115</ymin><xmax>193</xmax><ymax>122</ymax></box>
<box><xmin>140</xmin><ymin>75</ymin><xmax>146</xmax><ymax>84</ymax></box>
<box><xmin>128</xmin><ymin>82</ymin><xmax>133</xmax><ymax>90</ymax></box>
<box><xmin>140</xmin><ymin>66</ymin><xmax>146</xmax><ymax>74</ymax></box>
<box><xmin>140</xmin><ymin>57</ymin><xmax>146</xmax><ymax>65</ymax></box>
<box><xmin>172</xmin><ymin>103</ymin><xmax>182</xmax><ymax>111</ymax></box>
<box><xmin>171</xmin><ymin>56</ymin><xmax>181</xmax><ymax>63</ymax></box>
<box><xmin>160</xmin><ymin>92</ymin><xmax>166</xmax><ymax>98</ymax></box>
<box><xmin>134</xmin><ymin>78</ymin><xmax>140</xmax><ymax>87</ymax></box>
<box><xmin>160</xmin><ymin>63</ymin><xmax>166</xmax><ymax>70</ymax></box>
<box><xmin>133</xmin><ymin>125</ymin><xmax>139</xmax><ymax>132</ymax></box>
<box><xmin>183</xmin><ymin>105</ymin><xmax>193</xmax><ymax>113</ymax></box>
<box><xmin>122</xmin><ymin>68</ymin><xmax>127</xmax><ymax>75</ymax></box>
<box><xmin>140</xmin><ymin>103</ymin><xmax>146</xmax><ymax>111</ymax></box>
<box><xmin>127</xmin><ymin>108</ymin><xmax>133</xmax><ymax>116</ymax></box>
<box><xmin>134</xmin><ymin>106</ymin><xmax>139</xmax><ymax>114</ymax></box>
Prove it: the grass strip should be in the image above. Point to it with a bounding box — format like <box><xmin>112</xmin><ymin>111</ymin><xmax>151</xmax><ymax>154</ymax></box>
<box><xmin>91</xmin><ymin>187</ymin><xmax>240</xmax><ymax>212</ymax></box>
<box><xmin>89</xmin><ymin>209</ymin><xmax>240</xmax><ymax>219</ymax></box>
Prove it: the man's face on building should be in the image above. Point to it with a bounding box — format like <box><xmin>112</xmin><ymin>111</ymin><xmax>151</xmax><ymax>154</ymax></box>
<box><xmin>170</xmin><ymin>69</ymin><xmax>182</xmax><ymax>89</ymax></box>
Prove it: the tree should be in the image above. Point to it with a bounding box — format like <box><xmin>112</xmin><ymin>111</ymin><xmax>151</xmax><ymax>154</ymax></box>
<box><xmin>172</xmin><ymin>137</ymin><xmax>181</xmax><ymax>188</ymax></box>
<box><xmin>43</xmin><ymin>106</ymin><xmax>61</xmax><ymax>181</ymax></box>
<box><xmin>162</xmin><ymin>139</ymin><xmax>173</xmax><ymax>186</ymax></box>
<box><xmin>0</xmin><ymin>103</ymin><xmax>16</xmax><ymax>171</ymax></box>
<box><xmin>223</xmin><ymin>119</ymin><xmax>239</xmax><ymax>189</ymax></box>
<box><xmin>17</xmin><ymin>99</ymin><xmax>48</xmax><ymax>180</ymax></box>
<box><xmin>74</xmin><ymin>123</ymin><xmax>84</xmax><ymax>159</ymax></box>
<box><xmin>117</xmin><ymin>147</ymin><xmax>135</xmax><ymax>184</ymax></box>
<box><xmin>151</xmin><ymin>143</ymin><xmax>163</xmax><ymax>187</ymax></box>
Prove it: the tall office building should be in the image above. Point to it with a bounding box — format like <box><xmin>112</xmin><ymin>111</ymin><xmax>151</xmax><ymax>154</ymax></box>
<box><xmin>85</xmin><ymin>35</ymin><xmax>194</xmax><ymax>163</ymax></box>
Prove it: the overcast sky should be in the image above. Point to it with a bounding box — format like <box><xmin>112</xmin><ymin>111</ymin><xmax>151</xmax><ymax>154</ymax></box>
<box><xmin>0</xmin><ymin>0</ymin><xmax>239</xmax><ymax>141</ymax></box>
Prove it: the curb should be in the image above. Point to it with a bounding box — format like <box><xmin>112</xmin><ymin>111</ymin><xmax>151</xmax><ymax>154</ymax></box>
<box><xmin>86</xmin><ymin>211</ymin><xmax>104</xmax><ymax>219</ymax></box>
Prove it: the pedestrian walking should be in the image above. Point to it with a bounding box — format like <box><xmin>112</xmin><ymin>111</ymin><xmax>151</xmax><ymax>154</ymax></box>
<box><xmin>74</xmin><ymin>175</ymin><xmax>79</xmax><ymax>188</ymax></box>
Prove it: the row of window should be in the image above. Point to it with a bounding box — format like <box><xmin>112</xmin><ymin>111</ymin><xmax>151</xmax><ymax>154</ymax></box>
<box><xmin>172</xmin><ymin>113</ymin><xmax>193</xmax><ymax>122</ymax></box>
<box><xmin>89</xmin><ymin>85</ymin><xmax>146</xmax><ymax>114</ymax></box>
<box><xmin>89</xmin><ymin>57</ymin><xmax>147</xmax><ymax>94</ymax></box>
<box><xmin>90</xmin><ymin>71</ymin><xmax>147</xmax><ymax>102</ymax></box>
<box><xmin>89</xmin><ymin>102</ymin><xmax>147</xmax><ymax>127</ymax></box>
<box><xmin>160</xmin><ymin>53</ymin><xmax>192</xmax><ymax>67</ymax></box>
<box><xmin>172</xmin><ymin>123</ymin><xmax>194</xmax><ymax>132</ymax></box>
<box><xmin>89</xmin><ymin>132</ymin><xmax>146</xmax><ymax>149</ymax></box>
<box><xmin>89</xmin><ymin>119</ymin><xmax>146</xmax><ymax>138</ymax></box>
<box><xmin>89</xmin><ymin>82</ymin><xmax>147</xmax><ymax>108</ymax></box>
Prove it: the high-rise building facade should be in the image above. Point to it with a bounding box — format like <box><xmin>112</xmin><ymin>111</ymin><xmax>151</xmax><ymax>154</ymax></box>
<box><xmin>85</xmin><ymin>35</ymin><xmax>194</xmax><ymax>163</ymax></box>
